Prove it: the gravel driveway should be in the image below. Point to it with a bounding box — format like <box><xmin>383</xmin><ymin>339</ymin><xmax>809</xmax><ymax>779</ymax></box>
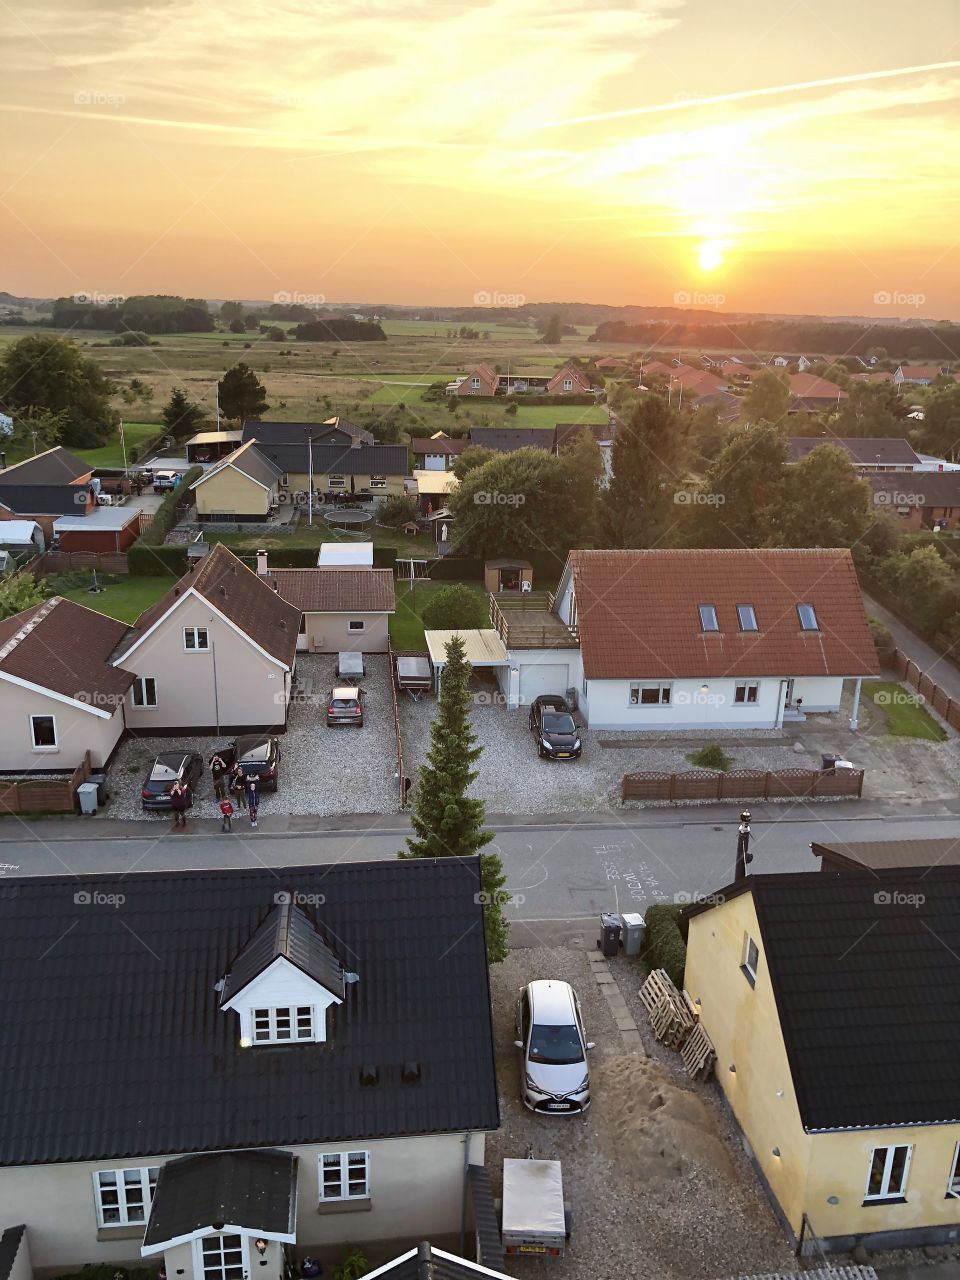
<box><xmin>486</xmin><ymin>946</ymin><xmax>797</xmax><ymax>1280</ymax></box>
<box><xmin>103</xmin><ymin>654</ymin><xmax>397</xmax><ymax>819</ymax></box>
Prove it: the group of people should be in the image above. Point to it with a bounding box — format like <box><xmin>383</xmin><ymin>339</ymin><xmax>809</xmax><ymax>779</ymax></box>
<box><xmin>167</xmin><ymin>754</ymin><xmax>262</xmax><ymax>832</ymax></box>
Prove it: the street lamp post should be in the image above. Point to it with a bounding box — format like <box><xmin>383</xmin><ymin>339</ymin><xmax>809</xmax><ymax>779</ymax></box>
<box><xmin>307</xmin><ymin>433</ymin><xmax>314</xmax><ymax>528</ymax></box>
<box><xmin>735</xmin><ymin>809</ymin><xmax>753</xmax><ymax>880</ymax></box>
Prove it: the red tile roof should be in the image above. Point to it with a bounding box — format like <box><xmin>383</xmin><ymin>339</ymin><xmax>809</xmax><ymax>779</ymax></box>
<box><xmin>568</xmin><ymin>548</ymin><xmax>878</xmax><ymax>680</ymax></box>
<box><xmin>411</xmin><ymin>437</ymin><xmax>468</xmax><ymax>457</ymax></box>
<box><xmin>266</xmin><ymin>568</ymin><xmax>395</xmax><ymax>613</ymax></box>
<box><xmin>788</xmin><ymin>372</ymin><xmax>849</xmax><ymax>401</ymax></box>
<box><xmin>898</xmin><ymin>365</ymin><xmax>944</xmax><ymax>380</ymax></box>
<box><xmin>0</xmin><ymin>597</ymin><xmax>134</xmax><ymax>707</ymax></box>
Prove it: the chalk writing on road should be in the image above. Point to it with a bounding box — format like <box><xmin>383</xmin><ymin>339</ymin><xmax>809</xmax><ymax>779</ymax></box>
<box><xmin>595</xmin><ymin>844</ymin><xmax>668</xmax><ymax>905</ymax></box>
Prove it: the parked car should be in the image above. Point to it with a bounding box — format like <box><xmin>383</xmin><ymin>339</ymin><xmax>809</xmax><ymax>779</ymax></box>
<box><xmin>529</xmin><ymin>695</ymin><xmax>582</xmax><ymax>760</ymax></box>
<box><xmin>326</xmin><ymin>686</ymin><xmax>365</xmax><ymax>727</ymax></box>
<box><xmin>153</xmin><ymin>470</ymin><xmax>179</xmax><ymax>494</ymax></box>
<box><xmin>515</xmin><ymin>979</ymin><xmax>594</xmax><ymax>1115</ymax></box>
<box><xmin>215</xmin><ymin>736</ymin><xmax>281</xmax><ymax>792</ymax></box>
<box><xmin>141</xmin><ymin>751</ymin><xmax>204</xmax><ymax>810</ymax></box>
<box><xmin>96</xmin><ymin>492</ymin><xmax>128</xmax><ymax>506</ymax></box>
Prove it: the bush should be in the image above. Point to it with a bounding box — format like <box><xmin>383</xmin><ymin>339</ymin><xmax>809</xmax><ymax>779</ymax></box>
<box><xmin>422</xmin><ymin>583</ymin><xmax>487</xmax><ymax>630</ymax></box>
<box><xmin>376</xmin><ymin>492</ymin><xmax>420</xmax><ymax>527</ymax></box>
<box><xmin>644</xmin><ymin>903</ymin><xmax>687</xmax><ymax>988</ymax></box>
<box><xmin>869</xmin><ymin>616</ymin><xmax>894</xmax><ymax>652</ymax></box>
<box><xmin>127</xmin><ymin>542</ymin><xmax>188</xmax><ymax>577</ymax></box>
<box><xmin>688</xmin><ymin>743</ymin><xmax>732</xmax><ymax>771</ymax></box>
<box><xmin>135</xmin><ymin>465</ymin><xmax>203</xmax><ymax>545</ymax></box>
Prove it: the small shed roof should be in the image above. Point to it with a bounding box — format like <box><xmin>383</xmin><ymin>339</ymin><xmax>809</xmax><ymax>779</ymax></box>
<box><xmin>53</xmin><ymin>507</ymin><xmax>141</xmax><ymax>532</ymax></box>
<box><xmin>0</xmin><ymin>520</ymin><xmax>41</xmax><ymax>544</ymax></box>
<box><xmin>425</xmin><ymin>629</ymin><xmax>509</xmax><ymax>668</ymax></box>
<box><xmin>485</xmin><ymin>558</ymin><xmax>532</xmax><ymax>570</ymax></box>
<box><xmin>185</xmin><ymin>430</ymin><xmax>243</xmax><ymax>446</ymax></box>
<box><xmin>318</xmin><ymin>542</ymin><xmax>374</xmax><ymax>566</ymax></box>
<box><xmin>414</xmin><ymin>470</ymin><xmax>459</xmax><ymax>495</ymax></box>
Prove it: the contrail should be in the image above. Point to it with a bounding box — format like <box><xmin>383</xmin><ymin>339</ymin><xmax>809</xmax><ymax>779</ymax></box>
<box><xmin>537</xmin><ymin>61</ymin><xmax>960</xmax><ymax>129</ymax></box>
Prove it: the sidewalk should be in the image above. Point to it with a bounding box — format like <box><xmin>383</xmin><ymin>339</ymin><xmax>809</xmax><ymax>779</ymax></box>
<box><xmin>866</xmin><ymin>593</ymin><xmax>960</xmax><ymax>702</ymax></box>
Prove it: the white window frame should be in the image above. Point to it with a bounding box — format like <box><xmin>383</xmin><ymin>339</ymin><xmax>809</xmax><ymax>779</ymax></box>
<box><xmin>369</xmin><ymin>475</ymin><xmax>387</xmax><ymax>489</ymax></box>
<box><xmin>699</xmin><ymin>604</ymin><xmax>720</xmax><ymax>633</ymax></box>
<box><xmin>183</xmin><ymin>626</ymin><xmax>210</xmax><ymax>652</ymax></box>
<box><xmin>196</xmin><ymin>1232</ymin><xmax>248</xmax><ymax>1280</ymax></box>
<box><xmin>30</xmin><ymin>713</ymin><xmax>57</xmax><ymax>750</ymax></box>
<box><xmin>132</xmin><ymin>676</ymin><xmax>157</xmax><ymax>708</ymax></box>
<box><xmin>864</xmin><ymin>1144</ymin><xmax>912</xmax><ymax>1202</ymax></box>
<box><xmin>734</xmin><ymin>682</ymin><xmax>759</xmax><ymax>705</ymax></box>
<box><xmin>318</xmin><ymin>1150</ymin><xmax>370</xmax><ymax>1202</ymax></box>
<box><xmin>562</xmin><ymin>378</ymin><xmax>573</xmax><ymax>391</ymax></box>
<box><xmin>471</xmin><ymin>377</ymin><xmax>481</xmax><ymax>389</ymax></box>
<box><xmin>737</xmin><ymin>604</ymin><xmax>758</xmax><ymax>632</ymax></box>
<box><xmin>947</xmin><ymin>1142</ymin><xmax>960</xmax><ymax>1197</ymax></box>
<box><xmin>92</xmin><ymin>1165</ymin><xmax>159</xmax><ymax>1227</ymax></box>
<box><xmin>797</xmin><ymin>603</ymin><xmax>819</xmax><ymax>631</ymax></box>
<box><xmin>328</xmin><ymin>475</ymin><xmax>346</xmax><ymax>489</ymax></box>
<box><xmin>348</xmin><ymin>620</ymin><xmax>365</xmax><ymax>632</ymax></box>
<box><xmin>252</xmin><ymin>1005</ymin><xmax>314</xmax><ymax>1043</ymax></box>
<box><xmin>741</xmin><ymin>934</ymin><xmax>760</xmax><ymax>984</ymax></box>
<box><xmin>629</xmin><ymin>682</ymin><xmax>671</xmax><ymax>707</ymax></box>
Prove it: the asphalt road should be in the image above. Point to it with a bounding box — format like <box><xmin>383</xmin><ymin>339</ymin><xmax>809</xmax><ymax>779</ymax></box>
<box><xmin>3</xmin><ymin>807</ymin><xmax>959</xmax><ymax>931</ymax></box>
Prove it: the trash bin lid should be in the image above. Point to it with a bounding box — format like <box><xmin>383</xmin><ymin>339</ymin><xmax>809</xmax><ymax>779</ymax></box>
<box><xmin>600</xmin><ymin>911</ymin><xmax>621</xmax><ymax>928</ymax></box>
<box><xmin>77</xmin><ymin>782</ymin><xmax>98</xmax><ymax>793</ymax></box>
<box><xmin>621</xmin><ymin>912</ymin><xmax>645</xmax><ymax>927</ymax></box>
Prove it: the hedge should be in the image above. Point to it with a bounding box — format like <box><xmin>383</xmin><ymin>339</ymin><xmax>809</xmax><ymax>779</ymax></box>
<box><xmin>643</xmin><ymin>903</ymin><xmax>687</xmax><ymax>989</ymax></box>
<box><xmin>424</xmin><ymin>555</ymin><xmax>484</xmax><ymax>581</ymax></box>
<box><xmin>127</xmin><ymin>542</ymin><xmax>188</xmax><ymax>577</ymax></box>
<box><xmin>137</xmin><ymin>465</ymin><xmax>204</xmax><ymax>545</ymax></box>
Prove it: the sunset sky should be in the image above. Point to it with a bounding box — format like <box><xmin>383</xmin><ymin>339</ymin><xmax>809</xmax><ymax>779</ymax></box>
<box><xmin>1</xmin><ymin>0</ymin><xmax>958</xmax><ymax>316</ymax></box>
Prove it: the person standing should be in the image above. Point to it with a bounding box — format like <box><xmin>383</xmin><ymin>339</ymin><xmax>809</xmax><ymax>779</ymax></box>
<box><xmin>244</xmin><ymin>774</ymin><xmax>260</xmax><ymax>829</ymax></box>
<box><xmin>169</xmin><ymin>779</ymin><xmax>189</xmax><ymax>829</ymax></box>
<box><xmin>229</xmin><ymin>761</ymin><xmax>244</xmax><ymax>798</ymax></box>
<box><xmin>210</xmin><ymin>752</ymin><xmax>228</xmax><ymax>801</ymax></box>
<box><xmin>219</xmin><ymin>795</ymin><xmax>234</xmax><ymax>832</ymax></box>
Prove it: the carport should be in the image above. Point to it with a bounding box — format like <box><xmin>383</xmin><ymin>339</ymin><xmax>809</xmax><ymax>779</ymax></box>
<box><xmin>424</xmin><ymin>629</ymin><xmax>510</xmax><ymax>690</ymax></box>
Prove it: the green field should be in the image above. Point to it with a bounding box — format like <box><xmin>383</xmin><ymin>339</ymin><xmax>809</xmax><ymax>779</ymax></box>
<box><xmin>74</xmin><ymin>422</ymin><xmax>160</xmax><ymax>468</ymax></box>
<box><xmin>58</xmin><ymin>574</ymin><xmax>171</xmax><ymax>623</ymax></box>
<box><xmin>869</xmin><ymin>681</ymin><xmax>948</xmax><ymax>740</ymax></box>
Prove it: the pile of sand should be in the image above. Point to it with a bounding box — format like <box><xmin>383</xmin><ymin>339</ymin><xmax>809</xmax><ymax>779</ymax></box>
<box><xmin>591</xmin><ymin>1054</ymin><xmax>734</xmax><ymax>1188</ymax></box>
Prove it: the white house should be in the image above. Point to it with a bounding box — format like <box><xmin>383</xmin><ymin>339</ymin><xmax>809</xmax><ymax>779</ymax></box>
<box><xmin>0</xmin><ymin>859</ymin><xmax>500</xmax><ymax>1278</ymax></box>
<box><xmin>491</xmin><ymin>549</ymin><xmax>879</xmax><ymax>730</ymax></box>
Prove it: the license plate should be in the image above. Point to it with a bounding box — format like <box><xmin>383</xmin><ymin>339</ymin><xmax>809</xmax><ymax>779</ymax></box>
<box><xmin>519</xmin><ymin>1246</ymin><xmax>546</xmax><ymax>1254</ymax></box>
<box><xmin>557</xmin><ymin>753</ymin><xmax>570</xmax><ymax>758</ymax></box>
<box><xmin>546</xmin><ymin>1102</ymin><xmax>571</xmax><ymax>1110</ymax></box>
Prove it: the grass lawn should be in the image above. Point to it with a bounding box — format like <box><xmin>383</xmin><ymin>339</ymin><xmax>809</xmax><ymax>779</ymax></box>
<box><xmin>58</xmin><ymin>574</ymin><xmax>171</xmax><ymax>624</ymax></box>
<box><xmin>390</xmin><ymin>580</ymin><xmax>489</xmax><ymax>650</ymax></box>
<box><xmin>869</xmin><ymin>681</ymin><xmax>948</xmax><ymax>740</ymax></box>
<box><xmin>74</xmin><ymin>422</ymin><xmax>160</xmax><ymax>468</ymax></box>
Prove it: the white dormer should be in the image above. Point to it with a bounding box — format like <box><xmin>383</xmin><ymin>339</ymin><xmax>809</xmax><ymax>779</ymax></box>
<box><xmin>219</xmin><ymin>897</ymin><xmax>346</xmax><ymax>1046</ymax></box>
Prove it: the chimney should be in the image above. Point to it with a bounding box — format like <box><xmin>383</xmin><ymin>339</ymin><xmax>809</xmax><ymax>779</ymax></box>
<box><xmin>256</xmin><ymin>549</ymin><xmax>268</xmax><ymax>576</ymax></box>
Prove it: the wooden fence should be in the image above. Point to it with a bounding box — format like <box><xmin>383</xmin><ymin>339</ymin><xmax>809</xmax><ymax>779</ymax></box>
<box><xmin>37</xmin><ymin>550</ymin><xmax>131</xmax><ymax>575</ymax></box>
<box><xmin>892</xmin><ymin>647</ymin><xmax>960</xmax><ymax>731</ymax></box>
<box><xmin>0</xmin><ymin>751</ymin><xmax>92</xmax><ymax>815</ymax></box>
<box><xmin>386</xmin><ymin>640</ymin><xmax>407</xmax><ymax>810</ymax></box>
<box><xmin>621</xmin><ymin>766</ymin><xmax>864</xmax><ymax>804</ymax></box>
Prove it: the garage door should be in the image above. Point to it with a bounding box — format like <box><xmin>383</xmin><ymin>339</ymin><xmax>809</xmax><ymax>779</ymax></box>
<box><xmin>518</xmin><ymin>663</ymin><xmax>569</xmax><ymax>704</ymax></box>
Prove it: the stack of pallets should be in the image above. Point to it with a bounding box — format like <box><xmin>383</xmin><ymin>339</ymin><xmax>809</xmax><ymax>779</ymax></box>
<box><xmin>680</xmin><ymin>1023</ymin><xmax>717</xmax><ymax>1080</ymax></box>
<box><xmin>638</xmin><ymin>968</ymin><xmax>716</xmax><ymax>1078</ymax></box>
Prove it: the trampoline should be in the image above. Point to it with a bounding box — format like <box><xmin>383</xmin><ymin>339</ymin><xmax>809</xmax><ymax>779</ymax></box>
<box><xmin>323</xmin><ymin>508</ymin><xmax>373</xmax><ymax>536</ymax></box>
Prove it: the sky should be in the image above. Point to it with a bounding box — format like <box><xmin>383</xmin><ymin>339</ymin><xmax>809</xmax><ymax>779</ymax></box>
<box><xmin>1</xmin><ymin>0</ymin><xmax>959</xmax><ymax>317</ymax></box>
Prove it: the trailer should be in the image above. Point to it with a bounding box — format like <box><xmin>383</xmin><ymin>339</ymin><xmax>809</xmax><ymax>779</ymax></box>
<box><xmin>501</xmin><ymin>1158</ymin><xmax>567</xmax><ymax>1260</ymax></box>
<box><xmin>394</xmin><ymin>653</ymin><xmax>432</xmax><ymax>701</ymax></box>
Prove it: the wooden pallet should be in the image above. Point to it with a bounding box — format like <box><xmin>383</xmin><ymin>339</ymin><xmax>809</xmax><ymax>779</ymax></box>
<box><xmin>680</xmin><ymin>1022</ymin><xmax>716</xmax><ymax>1080</ymax></box>
<box><xmin>639</xmin><ymin>969</ymin><xmax>697</xmax><ymax>1050</ymax></box>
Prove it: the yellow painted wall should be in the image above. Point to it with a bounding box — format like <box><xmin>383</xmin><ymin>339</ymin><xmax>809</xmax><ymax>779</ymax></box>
<box><xmin>285</xmin><ymin>472</ymin><xmax>405</xmax><ymax>497</ymax></box>
<box><xmin>685</xmin><ymin>892</ymin><xmax>814</xmax><ymax>1233</ymax></box>
<box><xmin>195</xmin><ymin>466</ymin><xmax>273</xmax><ymax>517</ymax></box>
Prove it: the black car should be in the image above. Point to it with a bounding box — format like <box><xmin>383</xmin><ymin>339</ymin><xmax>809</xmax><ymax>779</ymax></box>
<box><xmin>216</xmin><ymin>736</ymin><xmax>281</xmax><ymax>792</ymax></box>
<box><xmin>141</xmin><ymin>751</ymin><xmax>204</xmax><ymax>810</ymax></box>
<box><xmin>529</xmin><ymin>695</ymin><xmax>582</xmax><ymax>760</ymax></box>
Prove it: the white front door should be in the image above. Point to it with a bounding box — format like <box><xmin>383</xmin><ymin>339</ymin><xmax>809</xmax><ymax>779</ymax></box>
<box><xmin>197</xmin><ymin>1234</ymin><xmax>249</xmax><ymax>1280</ymax></box>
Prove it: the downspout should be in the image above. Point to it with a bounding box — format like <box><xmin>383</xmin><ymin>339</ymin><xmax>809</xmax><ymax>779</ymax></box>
<box><xmin>849</xmin><ymin>676</ymin><xmax>862</xmax><ymax>731</ymax></box>
<box><xmin>775</xmin><ymin>679</ymin><xmax>788</xmax><ymax>729</ymax></box>
<box><xmin>459</xmin><ymin>1130</ymin><xmax>471</xmax><ymax>1258</ymax></box>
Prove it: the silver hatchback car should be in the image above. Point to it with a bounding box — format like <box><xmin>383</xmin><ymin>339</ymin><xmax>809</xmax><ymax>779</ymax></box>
<box><xmin>515</xmin><ymin>979</ymin><xmax>594</xmax><ymax>1115</ymax></box>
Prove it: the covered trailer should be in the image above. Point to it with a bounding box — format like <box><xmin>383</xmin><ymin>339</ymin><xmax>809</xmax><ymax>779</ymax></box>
<box><xmin>501</xmin><ymin>1157</ymin><xmax>567</xmax><ymax>1260</ymax></box>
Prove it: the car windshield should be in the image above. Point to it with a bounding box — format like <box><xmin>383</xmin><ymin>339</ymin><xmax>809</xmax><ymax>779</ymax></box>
<box><xmin>332</xmin><ymin>698</ymin><xmax>358</xmax><ymax>709</ymax></box>
<box><xmin>528</xmin><ymin>1023</ymin><xmax>584</xmax><ymax>1065</ymax></box>
<box><xmin>542</xmin><ymin>713</ymin><xmax>576</xmax><ymax>734</ymax></box>
<box><xmin>237</xmin><ymin>740</ymin><xmax>271</xmax><ymax>762</ymax></box>
<box><xmin>150</xmin><ymin>759</ymin><xmax>183</xmax><ymax>781</ymax></box>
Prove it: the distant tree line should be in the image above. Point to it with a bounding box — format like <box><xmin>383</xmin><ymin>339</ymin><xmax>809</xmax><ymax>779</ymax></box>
<box><xmin>50</xmin><ymin>294</ymin><xmax>215</xmax><ymax>334</ymax></box>
<box><xmin>293</xmin><ymin>317</ymin><xmax>386</xmax><ymax>342</ymax></box>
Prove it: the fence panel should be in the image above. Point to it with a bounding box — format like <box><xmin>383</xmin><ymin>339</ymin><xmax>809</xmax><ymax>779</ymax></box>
<box><xmin>622</xmin><ymin>767</ymin><xmax>864</xmax><ymax>804</ymax></box>
<box><xmin>718</xmin><ymin>770</ymin><xmax>768</xmax><ymax>800</ymax></box>
<box><xmin>672</xmin><ymin>770</ymin><xmax>721</xmax><ymax>801</ymax></box>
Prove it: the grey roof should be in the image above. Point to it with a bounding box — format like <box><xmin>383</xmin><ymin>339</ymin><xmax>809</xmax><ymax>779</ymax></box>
<box><xmin>0</xmin><ymin>1227</ymin><xmax>26</xmax><ymax>1280</ymax></box>
<box><xmin>467</xmin><ymin>428</ymin><xmax>553</xmax><ymax>453</ymax></box>
<box><xmin>241</xmin><ymin>418</ymin><xmax>374</xmax><ymax>446</ymax></box>
<box><xmin>812</xmin><ymin>837</ymin><xmax>960</xmax><ymax>872</ymax></box>
<box><xmin>195</xmin><ymin>442</ymin><xmax>283</xmax><ymax>491</ymax></box>
<box><xmin>867</xmin><ymin>471</ymin><xmax>960</xmax><ymax>507</ymax></box>
<box><xmin>143</xmin><ymin>1150</ymin><xmax>297</xmax><ymax>1248</ymax></box>
<box><xmin>252</xmin><ymin>440</ymin><xmax>409</xmax><ymax>477</ymax></box>
<box><xmin>0</xmin><ymin>446</ymin><xmax>91</xmax><ymax>485</ymax></box>
<box><xmin>367</xmin><ymin>1242</ymin><xmax>512</xmax><ymax>1279</ymax></box>
<box><xmin>221</xmin><ymin>896</ymin><xmax>346</xmax><ymax>1003</ymax></box>
<box><xmin>788</xmin><ymin>437</ymin><xmax>921</xmax><ymax>467</ymax></box>
<box><xmin>0</xmin><ymin>858</ymin><xmax>499</xmax><ymax>1165</ymax></box>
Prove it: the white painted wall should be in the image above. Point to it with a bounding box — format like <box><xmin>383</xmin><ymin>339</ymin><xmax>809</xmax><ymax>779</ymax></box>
<box><xmin>0</xmin><ymin>679</ymin><xmax>124</xmax><ymax>771</ymax></box>
<box><xmin>789</xmin><ymin>676</ymin><xmax>844</xmax><ymax>712</ymax></box>
<box><xmin>498</xmin><ymin>649</ymin><xmax>582</xmax><ymax>710</ymax></box>
<box><xmin>582</xmin><ymin>675</ymin><xmax>847</xmax><ymax>729</ymax></box>
<box><xmin>221</xmin><ymin>956</ymin><xmax>341</xmax><ymax>1044</ymax></box>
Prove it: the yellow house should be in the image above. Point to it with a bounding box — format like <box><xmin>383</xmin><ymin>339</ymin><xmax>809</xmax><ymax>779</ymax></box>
<box><xmin>190</xmin><ymin>440</ymin><xmax>283</xmax><ymax>522</ymax></box>
<box><xmin>684</xmin><ymin>868</ymin><xmax>960</xmax><ymax>1254</ymax></box>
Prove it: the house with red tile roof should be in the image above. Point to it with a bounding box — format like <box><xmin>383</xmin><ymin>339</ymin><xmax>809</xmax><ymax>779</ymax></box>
<box><xmin>489</xmin><ymin>548</ymin><xmax>878</xmax><ymax>729</ymax></box>
<box><xmin>787</xmin><ymin>372</ymin><xmax>849</xmax><ymax>411</ymax></box>
<box><xmin>894</xmin><ymin>365</ymin><xmax>946</xmax><ymax>386</ymax></box>
<box><xmin>448</xmin><ymin>363</ymin><xmax>499</xmax><ymax>396</ymax></box>
<box><xmin>545</xmin><ymin>362</ymin><xmax>592</xmax><ymax>394</ymax></box>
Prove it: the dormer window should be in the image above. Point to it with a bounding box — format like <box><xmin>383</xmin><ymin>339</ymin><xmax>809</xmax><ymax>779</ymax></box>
<box><xmin>797</xmin><ymin>603</ymin><xmax>819</xmax><ymax>631</ymax></box>
<box><xmin>253</xmin><ymin>1006</ymin><xmax>314</xmax><ymax>1043</ymax></box>
<box><xmin>699</xmin><ymin>605</ymin><xmax>719</xmax><ymax>633</ymax></box>
<box><xmin>737</xmin><ymin>605</ymin><xmax>758</xmax><ymax>632</ymax></box>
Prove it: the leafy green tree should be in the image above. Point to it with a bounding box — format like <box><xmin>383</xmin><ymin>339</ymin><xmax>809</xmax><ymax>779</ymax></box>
<box><xmin>452</xmin><ymin>445</ymin><xmax>497</xmax><ymax>481</ymax></box>
<box><xmin>742</xmin><ymin>368</ymin><xmax>790</xmax><ymax>424</ymax></box>
<box><xmin>0</xmin><ymin>333</ymin><xmax>117</xmax><ymax>447</ymax></box>
<box><xmin>879</xmin><ymin>544</ymin><xmax>957</xmax><ymax>636</ymax></box>
<box><xmin>163</xmin><ymin>388</ymin><xmax>208</xmax><ymax>438</ymax></box>
<box><xmin>556</xmin><ymin>427</ymin><xmax>603</xmax><ymax>546</ymax></box>
<box><xmin>0</xmin><ymin>573</ymin><xmax>46</xmax><ymax>620</ymax></box>
<box><xmin>916</xmin><ymin>386</ymin><xmax>960</xmax><ymax>462</ymax></box>
<box><xmin>688</xmin><ymin>421</ymin><xmax>789</xmax><ymax>548</ymax></box>
<box><xmin>218</xmin><ymin>363</ymin><xmax>268</xmax><ymax>421</ymax></box>
<box><xmin>402</xmin><ymin>635</ymin><xmax>506</xmax><ymax>962</ymax></box>
<box><xmin>601</xmin><ymin>393</ymin><xmax>683</xmax><ymax>547</ymax></box>
<box><xmin>422</xmin><ymin>584</ymin><xmax>487</xmax><ymax>631</ymax></box>
<box><xmin>779</xmin><ymin>444</ymin><xmax>872</xmax><ymax>549</ymax></box>
<box><xmin>8</xmin><ymin>407</ymin><xmax>65</xmax><ymax>456</ymax></box>
<box><xmin>229</xmin><ymin>318</ymin><xmax>246</xmax><ymax>334</ymax></box>
<box><xmin>540</xmin><ymin>313</ymin><xmax>563</xmax><ymax>344</ymax></box>
<box><xmin>835</xmin><ymin>382</ymin><xmax>905</xmax><ymax>437</ymax></box>
<box><xmin>376</xmin><ymin>492</ymin><xmax>420</xmax><ymax>526</ymax></box>
<box><xmin>219</xmin><ymin>301</ymin><xmax>244</xmax><ymax>323</ymax></box>
<box><xmin>448</xmin><ymin>448</ymin><xmax>575</xmax><ymax>560</ymax></box>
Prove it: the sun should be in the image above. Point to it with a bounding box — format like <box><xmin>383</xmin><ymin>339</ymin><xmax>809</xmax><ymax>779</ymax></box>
<box><xmin>698</xmin><ymin>239</ymin><xmax>727</xmax><ymax>272</ymax></box>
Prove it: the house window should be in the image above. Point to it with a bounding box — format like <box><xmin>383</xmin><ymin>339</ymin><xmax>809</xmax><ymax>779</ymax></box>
<box><xmin>183</xmin><ymin>626</ymin><xmax>209</xmax><ymax>651</ymax></box>
<box><xmin>471</xmin><ymin>377</ymin><xmax>481</xmax><ymax>389</ymax></box>
<box><xmin>328</xmin><ymin>475</ymin><xmax>345</xmax><ymax>489</ymax></box>
<box><xmin>741</xmin><ymin>934</ymin><xmax>760</xmax><ymax>985</ymax></box>
<box><xmin>252</xmin><ymin>1005</ymin><xmax>314</xmax><ymax>1043</ymax></box>
<box><xmin>699</xmin><ymin>605</ymin><xmax>719</xmax><ymax>632</ymax></box>
<box><xmin>629</xmin><ymin>683</ymin><xmax>671</xmax><ymax>706</ymax></box>
<box><xmin>947</xmin><ymin>1143</ymin><xmax>960</xmax><ymax>1197</ymax></box>
<box><xmin>562</xmin><ymin>378</ymin><xmax>573</xmax><ymax>391</ymax></box>
<box><xmin>298</xmin><ymin>614</ymin><xmax>306</xmax><ymax>635</ymax></box>
<box><xmin>369</xmin><ymin>475</ymin><xmax>387</xmax><ymax>489</ymax></box>
<box><xmin>348</xmin><ymin>620</ymin><xmax>364</xmax><ymax>632</ymax></box>
<box><xmin>132</xmin><ymin>677</ymin><xmax>157</xmax><ymax>708</ymax></box>
<box><xmin>319</xmin><ymin>1151</ymin><xmax>370</xmax><ymax>1202</ymax></box>
<box><xmin>865</xmin><ymin>1145</ymin><xmax>912</xmax><ymax>1202</ymax></box>
<box><xmin>93</xmin><ymin>1166</ymin><xmax>159</xmax><ymax>1226</ymax></box>
<box><xmin>737</xmin><ymin>605</ymin><xmax>758</xmax><ymax>631</ymax></box>
<box><xmin>735</xmin><ymin>682</ymin><xmax>759</xmax><ymax>704</ymax></box>
<box><xmin>797</xmin><ymin>603</ymin><xmax>819</xmax><ymax>631</ymax></box>
<box><xmin>30</xmin><ymin>714</ymin><xmax>57</xmax><ymax>749</ymax></box>
<box><xmin>201</xmin><ymin>1234</ymin><xmax>245</xmax><ymax>1280</ymax></box>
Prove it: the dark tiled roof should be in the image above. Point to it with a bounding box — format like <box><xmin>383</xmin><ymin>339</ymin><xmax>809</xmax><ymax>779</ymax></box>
<box><xmin>568</xmin><ymin>548</ymin><xmax>879</xmax><ymax>680</ymax></box>
<box><xmin>412</xmin><ymin>438</ymin><xmax>469</xmax><ymax>457</ymax></box>
<box><xmin>143</xmin><ymin>1150</ymin><xmax>297</xmax><ymax>1248</ymax></box>
<box><xmin>241</xmin><ymin>418</ymin><xmax>374</xmax><ymax>446</ymax></box>
<box><xmin>0</xmin><ymin>858</ymin><xmax>499</xmax><ymax>1165</ymax></box>
<box><xmin>467</xmin><ymin>428</ymin><xmax>552</xmax><ymax>454</ymax></box>
<box><xmin>267</xmin><ymin>568</ymin><xmax>395</xmax><ymax>614</ymax></box>
<box><xmin>116</xmin><ymin>544</ymin><xmax>300</xmax><ymax>668</ymax></box>
<box><xmin>554</xmin><ymin>422</ymin><xmax>614</xmax><ymax>452</ymax></box>
<box><xmin>812</xmin><ymin>838</ymin><xmax>960</xmax><ymax>872</ymax></box>
<box><xmin>0</xmin><ymin>1226</ymin><xmax>26</xmax><ymax>1280</ymax></box>
<box><xmin>251</xmin><ymin>441</ymin><xmax>408</xmax><ymax>477</ymax></box>
<box><xmin>221</xmin><ymin>897</ymin><xmax>346</xmax><ymax>1003</ymax></box>
<box><xmin>194</xmin><ymin>442</ymin><xmax>283</xmax><ymax>491</ymax></box>
<box><xmin>787</xmin><ymin>437</ymin><xmax>920</xmax><ymax>466</ymax></box>
<box><xmin>0</xmin><ymin>596</ymin><xmax>134</xmax><ymax>706</ymax></box>
<box><xmin>0</xmin><ymin>447</ymin><xmax>91</xmax><ymax>485</ymax></box>
<box><xmin>867</xmin><ymin>471</ymin><xmax>960</xmax><ymax>507</ymax></box>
